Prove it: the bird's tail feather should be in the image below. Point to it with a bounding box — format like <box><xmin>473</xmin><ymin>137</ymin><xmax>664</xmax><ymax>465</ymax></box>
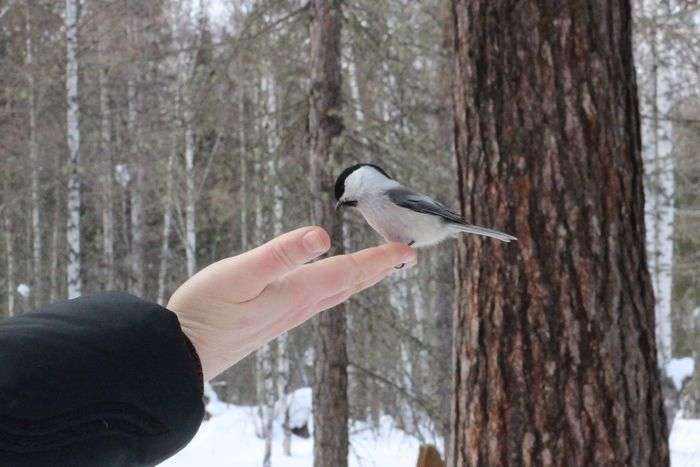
<box><xmin>452</xmin><ymin>223</ymin><xmax>517</xmax><ymax>242</ymax></box>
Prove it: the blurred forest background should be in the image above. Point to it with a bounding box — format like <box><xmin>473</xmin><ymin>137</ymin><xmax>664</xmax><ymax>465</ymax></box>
<box><xmin>0</xmin><ymin>0</ymin><xmax>699</xmax><ymax>465</ymax></box>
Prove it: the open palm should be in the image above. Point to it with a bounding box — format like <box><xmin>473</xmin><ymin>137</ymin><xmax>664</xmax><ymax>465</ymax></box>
<box><xmin>168</xmin><ymin>226</ymin><xmax>416</xmax><ymax>380</ymax></box>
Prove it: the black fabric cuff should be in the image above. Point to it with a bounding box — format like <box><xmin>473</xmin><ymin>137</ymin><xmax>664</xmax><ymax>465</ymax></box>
<box><xmin>0</xmin><ymin>292</ymin><xmax>205</xmax><ymax>466</ymax></box>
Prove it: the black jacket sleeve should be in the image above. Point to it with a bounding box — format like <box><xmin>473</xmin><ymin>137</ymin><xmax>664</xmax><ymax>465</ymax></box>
<box><xmin>0</xmin><ymin>292</ymin><xmax>205</xmax><ymax>467</ymax></box>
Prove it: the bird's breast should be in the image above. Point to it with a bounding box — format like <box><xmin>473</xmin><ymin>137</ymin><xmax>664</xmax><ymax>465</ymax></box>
<box><xmin>358</xmin><ymin>198</ymin><xmax>447</xmax><ymax>247</ymax></box>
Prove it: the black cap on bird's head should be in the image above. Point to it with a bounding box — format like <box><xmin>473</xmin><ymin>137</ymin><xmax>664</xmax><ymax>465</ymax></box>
<box><xmin>334</xmin><ymin>163</ymin><xmax>391</xmax><ymax>204</ymax></box>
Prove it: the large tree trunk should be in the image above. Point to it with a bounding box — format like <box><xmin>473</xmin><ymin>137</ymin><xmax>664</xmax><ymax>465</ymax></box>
<box><xmin>65</xmin><ymin>0</ymin><xmax>81</xmax><ymax>299</ymax></box>
<box><xmin>308</xmin><ymin>1</ymin><xmax>348</xmax><ymax>466</ymax></box>
<box><xmin>449</xmin><ymin>1</ymin><xmax>669</xmax><ymax>466</ymax></box>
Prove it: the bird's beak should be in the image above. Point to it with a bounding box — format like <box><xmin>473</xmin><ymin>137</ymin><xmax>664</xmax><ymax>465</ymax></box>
<box><xmin>335</xmin><ymin>200</ymin><xmax>357</xmax><ymax>211</ymax></box>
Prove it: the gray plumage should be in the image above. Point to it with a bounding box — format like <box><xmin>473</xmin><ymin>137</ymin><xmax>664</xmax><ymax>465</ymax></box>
<box><xmin>334</xmin><ymin>164</ymin><xmax>516</xmax><ymax>247</ymax></box>
<box><xmin>386</xmin><ymin>187</ymin><xmax>464</xmax><ymax>224</ymax></box>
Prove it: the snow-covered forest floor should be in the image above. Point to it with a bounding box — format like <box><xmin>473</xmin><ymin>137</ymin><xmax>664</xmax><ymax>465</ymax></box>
<box><xmin>162</xmin><ymin>387</ymin><xmax>430</xmax><ymax>467</ymax></box>
<box><xmin>161</xmin><ymin>386</ymin><xmax>700</xmax><ymax>467</ymax></box>
<box><xmin>671</xmin><ymin>420</ymin><xmax>700</xmax><ymax>467</ymax></box>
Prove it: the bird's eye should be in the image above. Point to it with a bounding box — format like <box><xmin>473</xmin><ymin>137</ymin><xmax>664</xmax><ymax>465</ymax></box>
<box><xmin>345</xmin><ymin>200</ymin><xmax>358</xmax><ymax>207</ymax></box>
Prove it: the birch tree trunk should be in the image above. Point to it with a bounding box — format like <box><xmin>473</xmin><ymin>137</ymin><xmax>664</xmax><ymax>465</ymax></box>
<box><xmin>449</xmin><ymin>1</ymin><xmax>669</xmax><ymax>465</ymax></box>
<box><xmin>251</xmin><ymin>75</ymin><xmax>274</xmax><ymax>464</ymax></box>
<box><xmin>99</xmin><ymin>27</ymin><xmax>115</xmax><ymax>290</ymax></box>
<box><xmin>257</xmin><ymin>339</ymin><xmax>277</xmax><ymax>467</ymax></box>
<box><xmin>183</xmin><ymin>94</ymin><xmax>197</xmax><ymax>278</ymax></box>
<box><xmin>65</xmin><ymin>0</ymin><xmax>81</xmax><ymax>299</ymax></box>
<box><xmin>238</xmin><ymin>84</ymin><xmax>248</xmax><ymax>252</ymax></box>
<box><xmin>127</xmin><ymin>50</ymin><xmax>145</xmax><ymax>296</ymax></box>
<box><xmin>49</xmin><ymin>173</ymin><xmax>61</xmax><ymax>302</ymax></box>
<box><xmin>4</xmin><ymin>214</ymin><xmax>14</xmax><ymax>316</ymax></box>
<box><xmin>157</xmin><ymin>118</ymin><xmax>177</xmax><ymax>306</ymax></box>
<box><xmin>348</xmin><ymin>55</ymin><xmax>366</xmax><ymax>149</ymax></box>
<box><xmin>308</xmin><ymin>1</ymin><xmax>348</xmax><ymax>466</ymax></box>
<box><xmin>267</xmin><ymin>71</ymin><xmax>293</xmax><ymax>456</ymax></box>
<box><xmin>279</xmin><ymin>330</ymin><xmax>292</xmax><ymax>456</ymax></box>
<box><xmin>26</xmin><ymin>3</ymin><xmax>41</xmax><ymax>305</ymax></box>
<box><xmin>261</xmin><ymin>75</ymin><xmax>275</xmax><ymax>464</ymax></box>
<box><xmin>641</xmin><ymin>0</ymin><xmax>674</xmax><ymax>366</ymax></box>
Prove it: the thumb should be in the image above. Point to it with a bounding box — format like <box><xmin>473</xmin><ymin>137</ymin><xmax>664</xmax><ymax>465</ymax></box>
<box><xmin>210</xmin><ymin>226</ymin><xmax>331</xmax><ymax>303</ymax></box>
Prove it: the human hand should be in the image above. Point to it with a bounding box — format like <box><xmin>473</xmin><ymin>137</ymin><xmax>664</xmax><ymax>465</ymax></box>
<box><xmin>168</xmin><ymin>226</ymin><xmax>416</xmax><ymax>381</ymax></box>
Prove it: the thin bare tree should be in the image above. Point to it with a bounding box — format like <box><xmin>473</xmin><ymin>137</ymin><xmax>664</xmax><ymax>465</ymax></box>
<box><xmin>308</xmin><ymin>1</ymin><xmax>348</xmax><ymax>466</ymax></box>
<box><xmin>65</xmin><ymin>0</ymin><xmax>81</xmax><ymax>299</ymax></box>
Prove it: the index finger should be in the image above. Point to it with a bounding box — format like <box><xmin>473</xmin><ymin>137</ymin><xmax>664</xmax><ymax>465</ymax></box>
<box><xmin>275</xmin><ymin>242</ymin><xmax>417</xmax><ymax>308</ymax></box>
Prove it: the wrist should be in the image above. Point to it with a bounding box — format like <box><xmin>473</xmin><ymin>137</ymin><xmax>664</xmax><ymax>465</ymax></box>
<box><xmin>175</xmin><ymin>321</ymin><xmax>238</xmax><ymax>382</ymax></box>
<box><xmin>181</xmin><ymin>333</ymin><xmax>204</xmax><ymax>390</ymax></box>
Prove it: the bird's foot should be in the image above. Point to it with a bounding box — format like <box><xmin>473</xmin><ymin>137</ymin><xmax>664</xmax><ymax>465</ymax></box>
<box><xmin>394</xmin><ymin>241</ymin><xmax>415</xmax><ymax>269</ymax></box>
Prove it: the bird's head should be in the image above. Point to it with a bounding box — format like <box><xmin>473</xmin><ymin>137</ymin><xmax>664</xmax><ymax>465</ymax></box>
<box><xmin>334</xmin><ymin>163</ymin><xmax>392</xmax><ymax>211</ymax></box>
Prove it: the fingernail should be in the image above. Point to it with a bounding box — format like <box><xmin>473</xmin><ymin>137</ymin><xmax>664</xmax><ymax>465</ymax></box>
<box><xmin>403</xmin><ymin>253</ymin><xmax>417</xmax><ymax>265</ymax></box>
<box><xmin>303</xmin><ymin>231</ymin><xmax>328</xmax><ymax>254</ymax></box>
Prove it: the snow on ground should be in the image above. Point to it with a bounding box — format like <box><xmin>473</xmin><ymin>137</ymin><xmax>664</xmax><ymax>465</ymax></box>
<box><xmin>162</xmin><ymin>386</ymin><xmax>426</xmax><ymax>467</ymax></box>
<box><xmin>16</xmin><ymin>283</ymin><xmax>30</xmax><ymax>298</ymax></box>
<box><xmin>163</xmin><ymin>386</ymin><xmax>700</xmax><ymax>466</ymax></box>
<box><xmin>284</xmin><ymin>387</ymin><xmax>312</xmax><ymax>429</ymax></box>
<box><xmin>346</xmin><ymin>416</ymin><xmax>428</xmax><ymax>467</ymax></box>
<box><xmin>670</xmin><ymin>419</ymin><xmax>700</xmax><ymax>467</ymax></box>
<box><xmin>667</xmin><ymin>358</ymin><xmax>696</xmax><ymax>391</ymax></box>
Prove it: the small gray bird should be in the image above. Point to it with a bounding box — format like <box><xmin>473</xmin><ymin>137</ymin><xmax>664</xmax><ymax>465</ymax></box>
<box><xmin>334</xmin><ymin>164</ymin><xmax>516</xmax><ymax>248</ymax></box>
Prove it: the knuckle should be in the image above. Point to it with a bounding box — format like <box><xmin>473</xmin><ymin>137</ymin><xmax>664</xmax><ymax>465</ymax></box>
<box><xmin>269</xmin><ymin>239</ymin><xmax>296</xmax><ymax>271</ymax></box>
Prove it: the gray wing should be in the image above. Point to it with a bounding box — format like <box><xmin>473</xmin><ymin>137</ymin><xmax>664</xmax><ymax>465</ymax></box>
<box><xmin>387</xmin><ymin>186</ymin><xmax>517</xmax><ymax>242</ymax></box>
<box><xmin>386</xmin><ymin>187</ymin><xmax>464</xmax><ymax>224</ymax></box>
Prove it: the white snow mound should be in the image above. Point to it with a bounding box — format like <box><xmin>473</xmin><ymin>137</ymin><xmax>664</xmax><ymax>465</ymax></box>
<box><xmin>16</xmin><ymin>284</ymin><xmax>30</xmax><ymax>298</ymax></box>
<box><xmin>666</xmin><ymin>358</ymin><xmax>695</xmax><ymax>391</ymax></box>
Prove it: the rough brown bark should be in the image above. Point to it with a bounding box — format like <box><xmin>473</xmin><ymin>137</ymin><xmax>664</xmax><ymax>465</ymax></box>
<box><xmin>308</xmin><ymin>1</ymin><xmax>348</xmax><ymax>466</ymax></box>
<box><xmin>449</xmin><ymin>1</ymin><xmax>669</xmax><ymax>466</ymax></box>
